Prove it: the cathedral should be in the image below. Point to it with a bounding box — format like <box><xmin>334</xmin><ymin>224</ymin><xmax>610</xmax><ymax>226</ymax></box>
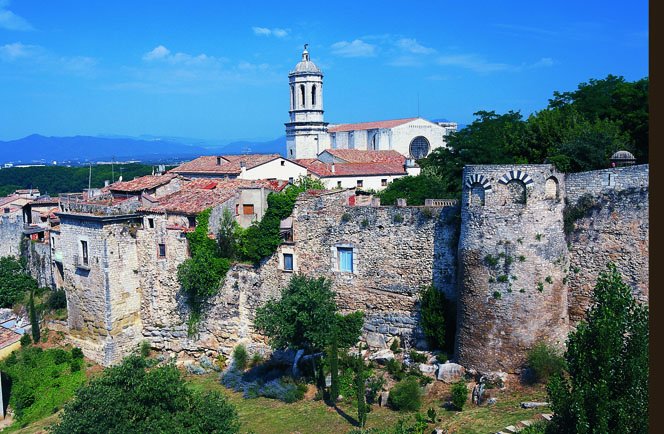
<box><xmin>285</xmin><ymin>46</ymin><xmax>458</xmax><ymax>160</ymax></box>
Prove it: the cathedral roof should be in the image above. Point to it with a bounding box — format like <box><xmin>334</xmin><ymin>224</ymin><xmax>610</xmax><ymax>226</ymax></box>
<box><xmin>328</xmin><ymin>118</ymin><xmax>419</xmax><ymax>133</ymax></box>
<box><xmin>296</xmin><ymin>160</ymin><xmax>406</xmax><ymax>178</ymax></box>
<box><xmin>320</xmin><ymin>149</ymin><xmax>405</xmax><ymax>164</ymax></box>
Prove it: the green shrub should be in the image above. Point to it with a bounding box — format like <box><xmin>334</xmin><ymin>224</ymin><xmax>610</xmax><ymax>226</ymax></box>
<box><xmin>390</xmin><ymin>338</ymin><xmax>401</xmax><ymax>353</ymax></box>
<box><xmin>497</xmin><ymin>274</ymin><xmax>508</xmax><ymax>283</ymax></box>
<box><xmin>71</xmin><ymin>347</ymin><xmax>83</xmax><ymax>360</ymax></box>
<box><xmin>520</xmin><ymin>421</ymin><xmax>551</xmax><ymax>434</ymax></box>
<box><xmin>20</xmin><ymin>333</ymin><xmax>32</xmax><ymax>347</ymax></box>
<box><xmin>519</xmin><ymin>255</ymin><xmax>526</xmax><ymax>262</ymax></box>
<box><xmin>393</xmin><ymin>213</ymin><xmax>404</xmax><ymax>223</ymax></box>
<box><xmin>419</xmin><ymin>285</ymin><xmax>456</xmax><ymax>353</ymax></box>
<box><xmin>409</xmin><ymin>350</ymin><xmax>427</xmax><ymax>364</ymax></box>
<box><xmin>545</xmin><ymin>276</ymin><xmax>553</xmax><ymax>284</ymax></box>
<box><xmin>450</xmin><ymin>379</ymin><xmax>468</xmax><ymax>410</ymax></box>
<box><xmin>341</xmin><ymin>213</ymin><xmax>351</xmax><ymax>223</ymax></box>
<box><xmin>361</xmin><ymin>218</ymin><xmax>370</xmax><ymax>228</ymax></box>
<box><xmin>46</xmin><ymin>290</ymin><xmax>67</xmax><ymax>310</ymax></box>
<box><xmin>386</xmin><ymin>358</ymin><xmax>406</xmax><ymax>381</ymax></box>
<box><xmin>527</xmin><ymin>341</ymin><xmax>565</xmax><ymax>383</ymax></box>
<box><xmin>505</xmin><ymin>255</ymin><xmax>514</xmax><ymax>266</ymax></box>
<box><xmin>488</xmin><ymin>277</ymin><xmax>495</xmax><ymax>283</ymax></box>
<box><xmin>389</xmin><ymin>378</ymin><xmax>423</xmax><ymax>412</ymax></box>
<box><xmin>420</xmin><ymin>207</ymin><xmax>434</xmax><ymax>219</ymax></box>
<box><xmin>70</xmin><ymin>358</ymin><xmax>81</xmax><ymax>373</ymax></box>
<box><xmin>537</xmin><ymin>282</ymin><xmax>544</xmax><ymax>292</ymax></box>
<box><xmin>232</xmin><ymin>344</ymin><xmax>249</xmax><ymax>371</ymax></box>
<box><xmin>493</xmin><ymin>291</ymin><xmax>502</xmax><ymax>299</ymax></box>
<box><xmin>249</xmin><ymin>352</ymin><xmax>264</xmax><ymax>368</ymax></box>
<box><xmin>52</xmin><ymin>349</ymin><xmax>71</xmax><ymax>365</ymax></box>
<box><xmin>140</xmin><ymin>340</ymin><xmax>151</xmax><ymax>358</ymax></box>
<box><xmin>435</xmin><ymin>353</ymin><xmax>448</xmax><ymax>363</ymax></box>
<box><xmin>366</xmin><ymin>375</ymin><xmax>386</xmax><ymax>403</ymax></box>
<box><xmin>535</xmin><ymin>233</ymin><xmax>543</xmax><ymax>241</ymax></box>
<box><xmin>484</xmin><ymin>254</ymin><xmax>499</xmax><ymax>268</ymax></box>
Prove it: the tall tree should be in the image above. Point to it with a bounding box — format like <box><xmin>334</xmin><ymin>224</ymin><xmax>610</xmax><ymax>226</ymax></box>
<box><xmin>29</xmin><ymin>288</ymin><xmax>39</xmax><ymax>343</ymax></box>
<box><xmin>547</xmin><ymin>263</ymin><xmax>648</xmax><ymax>434</ymax></box>
<box><xmin>355</xmin><ymin>342</ymin><xmax>367</xmax><ymax>428</ymax></box>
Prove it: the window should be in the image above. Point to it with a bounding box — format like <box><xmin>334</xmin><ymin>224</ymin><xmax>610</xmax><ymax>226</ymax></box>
<box><xmin>187</xmin><ymin>216</ymin><xmax>196</xmax><ymax>228</ymax></box>
<box><xmin>283</xmin><ymin>253</ymin><xmax>293</xmax><ymax>271</ymax></box>
<box><xmin>371</xmin><ymin>134</ymin><xmax>378</xmax><ymax>150</ymax></box>
<box><xmin>312</xmin><ymin>85</ymin><xmax>317</xmax><ymax>106</ymax></box>
<box><xmin>337</xmin><ymin>181</ymin><xmax>342</xmax><ymax>188</ymax></box>
<box><xmin>216</xmin><ymin>157</ymin><xmax>222</xmax><ymax>165</ymax></box>
<box><xmin>356</xmin><ymin>180</ymin><xmax>363</xmax><ymax>188</ymax></box>
<box><xmin>281</xmin><ymin>160</ymin><xmax>285</xmax><ymax>166</ymax></box>
<box><xmin>148</xmin><ymin>218</ymin><xmax>154</xmax><ymax>228</ymax></box>
<box><xmin>243</xmin><ymin>204</ymin><xmax>254</xmax><ymax>215</ymax></box>
<box><xmin>235</xmin><ymin>204</ymin><xmax>239</xmax><ymax>215</ymax></box>
<box><xmin>338</xmin><ymin>248</ymin><xmax>353</xmax><ymax>272</ymax></box>
<box><xmin>381</xmin><ymin>179</ymin><xmax>388</xmax><ymax>187</ymax></box>
<box><xmin>81</xmin><ymin>240</ymin><xmax>88</xmax><ymax>266</ymax></box>
<box><xmin>409</xmin><ymin>136</ymin><xmax>430</xmax><ymax>159</ymax></box>
<box><xmin>158</xmin><ymin>243</ymin><xmax>166</xmax><ymax>258</ymax></box>
<box><xmin>289</xmin><ymin>177</ymin><xmax>294</xmax><ymax>184</ymax></box>
<box><xmin>300</xmin><ymin>84</ymin><xmax>305</xmax><ymax>107</ymax></box>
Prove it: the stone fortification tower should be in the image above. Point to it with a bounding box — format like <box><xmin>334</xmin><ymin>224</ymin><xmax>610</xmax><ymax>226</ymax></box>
<box><xmin>285</xmin><ymin>45</ymin><xmax>328</xmax><ymax>159</ymax></box>
<box><xmin>456</xmin><ymin>165</ymin><xmax>569</xmax><ymax>373</ymax></box>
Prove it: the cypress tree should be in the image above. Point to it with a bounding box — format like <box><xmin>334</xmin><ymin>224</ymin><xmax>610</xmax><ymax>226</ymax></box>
<box><xmin>29</xmin><ymin>288</ymin><xmax>39</xmax><ymax>343</ymax></box>
<box><xmin>355</xmin><ymin>342</ymin><xmax>366</xmax><ymax>428</ymax></box>
<box><xmin>329</xmin><ymin>327</ymin><xmax>339</xmax><ymax>403</ymax></box>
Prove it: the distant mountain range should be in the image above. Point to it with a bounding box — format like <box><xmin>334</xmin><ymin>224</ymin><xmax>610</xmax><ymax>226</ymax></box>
<box><xmin>0</xmin><ymin>134</ymin><xmax>287</xmax><ymax>165</ymax></box>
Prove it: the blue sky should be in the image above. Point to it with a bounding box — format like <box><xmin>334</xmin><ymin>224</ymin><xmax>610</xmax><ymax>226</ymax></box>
<box><xmin>0</xmin><ymin>0</ymin><xmax>648</xmax><ymax>143</ymax></box>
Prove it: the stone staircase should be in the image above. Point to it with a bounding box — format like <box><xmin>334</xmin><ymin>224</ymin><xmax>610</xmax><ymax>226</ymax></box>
<box><xmin>494</xmin><ymin>413</ymin><xmax>552</xmax><ymax>433</ymax></box>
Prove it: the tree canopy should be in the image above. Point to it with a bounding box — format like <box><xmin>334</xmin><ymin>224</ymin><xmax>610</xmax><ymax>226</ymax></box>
<box><xmin>48</xmin><ymin>355</ymin><xmax>241</xmax><ymax>434</ymax></box>
<box><xmin>0</xmin><ymin>256</ymin><xmax>37</xmax><ymax>307</ymax></box>
<box><xmin>546</xmin><ymin>263</ymin><xmax>648</xmax><ymax>434</ymax></box>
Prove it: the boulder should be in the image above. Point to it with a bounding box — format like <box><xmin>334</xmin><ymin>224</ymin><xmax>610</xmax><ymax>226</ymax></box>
<box><xmin>436</xmin><ymin>362</ymin><xmax>465</xmax><ymax>383</ymax></box>
<box><xmin>418</xmin><ymin>363</ymin><xmax>437</xmax><ymax>377</ymax></box>
<box><xmin>365</xmin><ymin>332</ymin><xmax>387</xmax><ymax>349</ymax></box>
<box><xmin>369</xmin><ymin>349</ymin><xmax>394</xmax><ymax>364</ymax></box>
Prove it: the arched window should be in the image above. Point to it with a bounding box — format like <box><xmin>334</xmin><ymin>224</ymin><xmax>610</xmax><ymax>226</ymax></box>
<box><xmin>409</xmin><ymin>136</ymin><xmax>430</xmax><ymax>159</ymax></box>
<box><xmin>545</xmin><ymin>176</ymin><xmax>559</xmax><ymax>199</ymax></box>
<box><xmin>507</xmin><ymin>180</ymin><xmax>527</xmax><ymax>205</ymax></box>
<box><xmin>371</xmin><ymin>134</ymin><xmax>378</xmax><ymax>150</ymax></box>
<box><xmin>300</xmin><ymin>85</ymin><xmax>305</xmax><ymax>108</ymax></box>
<box><xmin>470</xmin><ymin>183</ymin><xmax>485</xmax><ymax>206</ymax></box>
<box><xmin>290</xmin><ymin>86</ymin><xmax>294</xmax><ymax>110</ymax></box>
<box><xmin>312</xmin><ymin>85</ymin><xmax>316</xmax><ymax>106</ymax></box>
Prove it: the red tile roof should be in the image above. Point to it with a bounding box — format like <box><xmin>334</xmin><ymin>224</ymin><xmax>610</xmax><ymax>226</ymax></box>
<box><xmin>321</xmin><ymin>149</ymin><xmax>405</xmax><ymax>164</ymax></box>
<box><xmin>0</xmin><ymin>195</ymin><xmax>19</xmax><ymax>207</ymax></box>
<box><xmin>139</xmin><ymin>178</ymin><xmax>289</xmax><ymax>215</ymax></box>
<box><xmin>296</xmin><ymin>160</ymin><xmax>406</xmax><ymax>177</ymax></box>
<box><xmin>169</xmin><ymin>154</ymin><xmax>284</xmax><ymax>175</ymax></box>
<box><xmin>106</xmin><ymin>173</ymin><xmax>177</xmax><ymax>193</ymax></box>
<box><xmin>327</xmin><ymin>118</ymin><xmax>418</xmax><ymax>133</ymax></box>
<box><xmin>0</xmin><ymin>327</ymin><xmax>21</xmax><ymax>349</ymax></box>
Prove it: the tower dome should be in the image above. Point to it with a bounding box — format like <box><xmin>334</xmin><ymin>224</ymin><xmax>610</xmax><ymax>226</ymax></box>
<box><xmin>292</xmin><ymin>46</ymin><xmax>321</xmax><ymax>74</ymax></box>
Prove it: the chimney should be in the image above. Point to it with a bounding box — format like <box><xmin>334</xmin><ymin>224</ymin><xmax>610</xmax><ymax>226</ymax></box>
<box><xmin>240</xmin><ymin>161</ymin><xmax>247</xmax><ymax>174</ymax></box>
<box><xmin>331</xmin><ymin>163</ymin><xmax>335</xmax><ymax>174</ymax></box>
<box><xmin>216</xmin><ymin>157</ymin><xmax>222</xmax><ymax>165</ymax></box>
<box><xmin>104</xmin><ymin>180</ymin><xmax>110</xmax><ymax>187</ymax></box>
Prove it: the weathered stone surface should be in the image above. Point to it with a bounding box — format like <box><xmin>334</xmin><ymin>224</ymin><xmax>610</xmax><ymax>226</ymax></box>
<box><xmin>418</xmin><ymin>363</ymin><xmax>436</xmax><ymax>375</ymax></box>
<box><xmin>365</xmin><ymin>332</ymin><xmax>387</xmax><ymax>349</ymax></box>
<box><xmin>437</xmin><ymin>363</ymin><xmax>465</xmax><ymax>383</ymax></box>
<box><xmin>368</xmin><ymin>349</ymin><xmax>394</xmax><ymax>364</ymax></box>
<box><xmin>293</xmin><ymin>349</ymin><xmax>305</xmax><ymax>376</ymax></box>
<box><xmin>520</xmin><ymin>402</ymin><xmax>549</xmax><ymax>408</ymax></box>
<box><xmin>378</xmin><ymin>391</ymin><xmax>389</xmax><ymax>407</ymax></box>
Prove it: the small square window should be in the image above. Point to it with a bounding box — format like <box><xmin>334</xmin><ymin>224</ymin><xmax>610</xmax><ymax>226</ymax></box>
<box><xmin>187</xmin><ymin>216</ymin><xmax>196</xmax><ymax>228</ymax></box>
<box><xmin>356</xmin><ymin>180</ymin><xmax>363</xmax><ymax>188</ymax></box>
<box><xmin>148</xmin><ymin>218</ymin><xmax>154</xmax><ymax>228</ymax></box>
<box><xmin>158</xmin><ymin>243</ymin><xmax>166</xmax><ymax>258</ymax></box>
<box><xmin>281</xmin><ymin>160</ymin><xmax>285</xmax><ymax>166</ymax></box>
<box><xmin>283</xmin><ymin>253</ymin><xmax>293</xmax><ymax>271</ymax></box>
<box><xmin>381</xmin><ymin>179</ymin><xmax>387</xmax><ymax>187</ymax></box>
<box><xmin>289</xmin><ymin>177</ymin><xmax>294</xmax><ymax>184</ymax></box>
<box><xmin>337</xmin><ymin>181</ymin><xmax>342</xmax><ymax>188</ymax></box>
<box><xmin>338</xmin><ymin>247</ymin><xmax>353</xmax><ymax>272</ymax></box>
<box><xmin>243</xmin><ymin>204</ymin><xmax>254</xmax><ymax>215</ymax></box>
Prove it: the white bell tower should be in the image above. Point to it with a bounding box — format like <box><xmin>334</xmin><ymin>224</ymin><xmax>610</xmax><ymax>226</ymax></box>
<box><xmin>285</xmin><ymin>45</ymin><xmax>328</xmax><ymax>159</ymax></box>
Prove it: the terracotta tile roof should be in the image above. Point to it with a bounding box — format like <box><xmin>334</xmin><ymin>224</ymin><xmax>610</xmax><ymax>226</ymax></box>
<box><xmin>139</xmin><ymin>178</ymin><xmax>289</xmax><ymax>215</ymax></box>
<box><xmin>0</xmin><ymin>326</ymin><xmax>21</xmax><ymax>349</ymax></box>
<box><xmin>0</xmin><ymin>195</ymin><xmax>19</xmax><ymax>207</ymax></box>
<box><xmin>321</xmin><ymin>149</ymin><xmax>405</xmax><ymax>164</ymax></box>
<box><xmin>327</xmin><ymin>118</ymin><xmax>418</xmax><ymax>133</ymax></box>
<box><xmin>169</xmin><ymin>154</ymin><xmax>283</xmax><ymax>175</ymax></box>
<box><xmin>297</xmin><ymin>160</ymin><xmax>406</xmax><ymax>177</ymax></box>
<box><xmin>106</xmin><ymin>174</ymin><xmax>177</xmax><ymax>193</ymax></box>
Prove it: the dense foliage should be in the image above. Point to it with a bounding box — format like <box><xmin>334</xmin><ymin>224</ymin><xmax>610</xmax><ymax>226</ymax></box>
<box><xmin>0</xmin><ymin>256</ymin><xmax>37</xmax><ymax>307</ymax></box>
<box><xmin>417</xmin><ymin>75</ymin><xmax>648</xmax><ymax>199</ymax></box>
<box><xmin>377</xmin><ymin>176</ymin><xmax>453</xmax><ymax>206</ymax></box>
<box><xmin>546</xmin><ymin>263</ymin><xmax>648</xmax><ymax>433</ymax></box>
<box><xmin>49</xmin><ymin>355</ymin><xmax>241</xmax><ymax>434</ymax></box>
<box><xmin>177</xmin><ymin>208</ymin><xmax>230</xmax><ymax>326</ymax></box>
<box><xmin>389</xmin><ymin>378</ymin><xmax>423</xmax><ymax>412</ymax></box>
<box><xmin>419</xmin><ymin>285</ymin><xmax>456</xmax><ymax>354</ymax></box>
<box><xmin>526</xmin><ymin>341</ymin><xmax>565</xmax><ymax>383</ymax></box>
<box><xmin>450</xmin><ymin>378</ymin><xmax>468</xmax><ymax>410</ymax></box>
<box><xmin>0</xmin><ymin>163</ymin><xmax>158</xmax><ymax>197</ymax></box>
<box><xmin>0</xmin><ymin>346</ymin><xmax>86</xmax><ymax>426</ymax></box>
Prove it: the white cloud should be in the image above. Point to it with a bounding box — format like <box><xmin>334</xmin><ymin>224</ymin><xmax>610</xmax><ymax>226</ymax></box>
<box><xmin>252</xmin><ymin>26</ymin><xmax>289</xmax><ymax>37</ymax></box>
<box><xmin>142</xmin><ymin>45</ymin><xmax>225</xmax><ymax>65</ymax></box>
<box><xmin>0</xmin><ymin>1</ymin><xmax>33</xmax><ymax>31</ymax></box>
<box><xmin>435</xmin><ymin>54</ymin><xmax>511</xmax><ymax>73</ymax></box>
<box><xmin>395</xmin><ymin>38</ymin><xmax>436</xmax><ymax>55</ymax></box>
<box><xmin>531</xmin><ymin>57</ymin><xmax>554</xmax><ymax>68</ymax></box>
<box><xmin>0</xmin><ymin>41</ymin><xmax>38</xmax><ymax>60</ymax></box>
<box><xmin>330</xmin><ymin>39</ymin><xmax>376</xmax><ymax>58</ymax></box>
